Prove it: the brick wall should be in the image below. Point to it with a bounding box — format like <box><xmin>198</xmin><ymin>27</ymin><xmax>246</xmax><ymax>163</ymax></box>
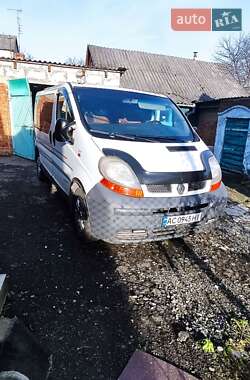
<box><xmin>195</xmin><ymin>97</ymin><xmax>250</xmax><ymax>146</ymax></box>
<box><xmin>196</xmin><ymin>107</ymin><xmax>219</xmax><ymax>146</ymax></box>
<box><xmin>0</xmin><ymin>83</ymin><xmax>12</xmax><ymax>155</ymax></box>
<box><xmin>219</xmin><ymin>97</ymin><xmax>250</xmax><ymax>112</ymax></box>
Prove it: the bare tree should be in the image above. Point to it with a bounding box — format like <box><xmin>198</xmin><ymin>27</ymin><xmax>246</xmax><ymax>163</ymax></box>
<box><xmin>25</xmin><ymin>52</ymin><xmax>34</xmax><ymax>60</ymax></box>
<box><xmin>214</xmin><ymin>33</ymin><xmax>250</xmax><ymax>87</ymax></box>
<box><xmin>64</xmin><ymin>57</ymin><xmax>84</xmax><ymax>66</ymax></box>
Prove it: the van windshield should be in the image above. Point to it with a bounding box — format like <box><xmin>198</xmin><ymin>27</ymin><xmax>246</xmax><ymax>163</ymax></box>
<box><xmin>73</xmin><ymin>87</ymin><xmax>197</xmax><ymax>143</ymax></box>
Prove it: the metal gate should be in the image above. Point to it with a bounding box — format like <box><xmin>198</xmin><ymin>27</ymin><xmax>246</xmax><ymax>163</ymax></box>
<box><xmin>8</xmin><ymin>78</ymin><xmax>35</xmax><ymax>160</ymax></box>
<box><xmin>220</xmin><ymin>117</ymin><xmax>249</xmax><ymax>173</ymax></box>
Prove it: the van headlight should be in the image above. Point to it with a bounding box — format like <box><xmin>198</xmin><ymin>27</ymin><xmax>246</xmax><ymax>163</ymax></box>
<box><xmin>99</xmin><ymin>156</ymin><xmax>144</xmax><ymax>197</ymax></box>
<box><xmin>209</xmin><ymin>155</ymin><xmax>222</xmax><ymax>191</ymax></box>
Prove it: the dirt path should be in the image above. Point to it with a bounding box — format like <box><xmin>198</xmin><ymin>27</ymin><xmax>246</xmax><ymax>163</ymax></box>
<box><xmin>0</xmin><ymin>156</ymin><xmax>249</xmax><ymax>379</ymax></box>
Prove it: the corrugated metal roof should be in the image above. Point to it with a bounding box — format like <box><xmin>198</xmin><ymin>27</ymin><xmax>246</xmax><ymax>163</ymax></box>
<box><xmin>0</xmin><ymin>34</ymin><xmax>18</xmax><ymax>52</ymax></box>
<box><xmin>87</xmin><ymin>45</ymin><xmax>248</xmax><ymax>104</ymax></box>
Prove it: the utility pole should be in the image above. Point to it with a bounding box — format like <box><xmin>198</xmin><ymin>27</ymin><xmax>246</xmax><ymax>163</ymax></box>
<box><xmin>7</xmin><ymin>8</ymin><xmax>23</xmax><ymax>51</ymax></box>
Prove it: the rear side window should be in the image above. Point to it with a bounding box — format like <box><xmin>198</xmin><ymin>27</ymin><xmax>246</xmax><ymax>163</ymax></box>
<box><xmin>35</xmin><ymin>94</ymin><xmax>54</xmax><ymax>134</ymax></box>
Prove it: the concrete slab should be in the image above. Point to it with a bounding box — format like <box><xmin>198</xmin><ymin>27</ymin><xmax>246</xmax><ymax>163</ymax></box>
<box><xmin>118</xmin><ymin>351</ymin><xmax>199</xmax><ymax>380</ymax></box>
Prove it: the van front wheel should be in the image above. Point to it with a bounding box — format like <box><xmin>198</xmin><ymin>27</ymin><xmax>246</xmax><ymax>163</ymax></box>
<box><xmin>71</xmin><ymin>186</ymin><xmax>92</xmax><ymax>241</ymax></box>
<box><xmin>36</xmin><ymin>156</ymin><xmax>47</xmax><ymax>182</ymax></box>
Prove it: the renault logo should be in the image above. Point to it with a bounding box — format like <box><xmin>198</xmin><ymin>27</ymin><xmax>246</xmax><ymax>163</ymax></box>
<box><xmin>177</xmin><ymin>184</ymin><xmax>185</xmax><ymax>195</ymax></box>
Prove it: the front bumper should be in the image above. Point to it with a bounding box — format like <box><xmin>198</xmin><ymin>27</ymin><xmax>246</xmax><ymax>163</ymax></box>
<box><xmin>86</xmin><ymin>183</ymin><xmax>227</xmax><ymax>244</ymax></box>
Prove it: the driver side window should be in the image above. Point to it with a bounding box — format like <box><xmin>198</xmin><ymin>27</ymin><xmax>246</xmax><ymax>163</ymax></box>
<box><xmin>57</xmin><ymin>92</ymin><xmax>74</xmax><ymax>123</ymax></box>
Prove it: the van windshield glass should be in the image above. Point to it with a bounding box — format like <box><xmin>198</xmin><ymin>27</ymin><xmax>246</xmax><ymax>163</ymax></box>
<box><xmin>73</xmin><ymin>87</ymin><xmax>197</xmax><ymax>142</ymax></box>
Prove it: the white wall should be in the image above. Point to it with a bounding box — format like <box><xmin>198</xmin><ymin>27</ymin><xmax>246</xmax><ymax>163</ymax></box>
<box><xmin>0</xmin><ymin>50</ymin><xmax>14</xmax><ymax>59</ymax></box>
<box><xmin>0</xmin><ymin>59</ymin><xmax>121</xmax><ymax>87</ymax></box>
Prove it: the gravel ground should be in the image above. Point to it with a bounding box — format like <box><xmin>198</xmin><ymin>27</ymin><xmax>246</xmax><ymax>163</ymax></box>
<box><xmin>0</xmin><ymin>156</ymin><xmax>249</xmax><ymax>380</ymax></box>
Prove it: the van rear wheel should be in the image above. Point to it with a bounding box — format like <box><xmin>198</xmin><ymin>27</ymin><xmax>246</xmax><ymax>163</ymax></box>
<box><xmin>71</xmin><ymin>185</ymin><xmax>93</xmax><ymax>241</ymax></box>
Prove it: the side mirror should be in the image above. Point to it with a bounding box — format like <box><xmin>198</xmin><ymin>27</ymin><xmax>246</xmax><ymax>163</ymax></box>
<box><xmin>54</xmin><ymin>119</ymin><xmax>74</xmax><ymax>144</ymax></box>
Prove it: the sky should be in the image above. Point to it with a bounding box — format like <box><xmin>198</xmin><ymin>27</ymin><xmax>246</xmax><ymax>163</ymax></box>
<box><xmin>0</xmin><ymin>0</ymin><xmax>249</xmax><ymax>63</ymax></box>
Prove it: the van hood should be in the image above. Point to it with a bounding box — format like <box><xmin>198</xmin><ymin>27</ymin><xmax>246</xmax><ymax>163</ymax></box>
<box><xmin>92</xmin><ymin>137</ymin><xmax>208</xmax><ymax>173</ymax></box>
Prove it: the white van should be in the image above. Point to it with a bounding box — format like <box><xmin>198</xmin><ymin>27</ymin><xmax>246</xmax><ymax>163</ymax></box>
<box><xmin>34</xmin><ymin>83</ymin><xmax>227</xmax><ymax>244</ymax></box>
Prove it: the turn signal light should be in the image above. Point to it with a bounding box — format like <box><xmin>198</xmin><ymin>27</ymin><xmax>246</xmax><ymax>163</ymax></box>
<box><xmin>210</xmin><ymin>181</ymin><xmax>221</xmax><ymax>192</ymax></box>
<box><xmin>100</xmin><ymin>178</ymin><xmax>144</xmax><ymax>198</ymax></box>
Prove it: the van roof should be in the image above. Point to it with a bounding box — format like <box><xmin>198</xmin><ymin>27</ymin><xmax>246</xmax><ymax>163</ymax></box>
<box><xmin>35</xmin><ymin>82</ymin><xmax>169</xmax><ymax>99</ymax></box>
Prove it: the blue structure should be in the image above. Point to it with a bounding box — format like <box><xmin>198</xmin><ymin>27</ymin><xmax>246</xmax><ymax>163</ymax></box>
<box><xmin>8</xmin><ymin>78</ymin><xmax>35</xmax><ymax>160</ymax></box>
<box><xmin>214</xmin><ymin>106</ymin><xmax>250</xmax><ymax>176</ymax></box>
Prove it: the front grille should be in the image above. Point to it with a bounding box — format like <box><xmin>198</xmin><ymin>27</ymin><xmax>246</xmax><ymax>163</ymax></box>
<box><xmin>153</xmin><ymin>225</ymin><xmax>190</xmax><ymax>236</ymax></box>
<box><xmin>147</xmin><ymin>181</ymin><xmax>206</xmax><ymax>194</ymax></box>
<box><xmin>116</xmin><ymin>226</ymin><xmax>191</xmax><ymax>240</ymax></box>
<box><xmin>116</xmin><ymin>229</ymin><xmax>148</xmax><ymax>240</ymax></box>
<box><xmin>188</xmin><ymin>181</ymin><xmax>206</xmax><ymax>191</ymax></box>
<box><xmin>153</xmin><ymin>202</ymin><xmax>209</xmax><ymax>215</ymax></box>
<box><xmin>147</xmin><ymin>184</ymin><xmax>171</xmax><ymax>193</ymax></box>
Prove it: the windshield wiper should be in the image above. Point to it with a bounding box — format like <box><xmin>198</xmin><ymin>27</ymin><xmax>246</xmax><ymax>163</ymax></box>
<box><xmin>89</xmin><ymin>129</ymin><xmax>110</xmax><ymax>136</ymax></box>
<box><xmin>89</xmin><ymin>129</ymin><xmax>136</xmax><ymax>141</ymax></box>
<box><xmin>110</xmin><ymin>132</ymin><xmax>136</xmax><ymax>141</ymax></box>
<box><xmin>89</xmin><ymin>129</ymin><xmax>189</xmax><ymax>143</ymax></box>
<box><xmin>111</xmin><ymin>133</ymin><xmax>160</xmax><ymax>142</ymax></box>
<box><xmin>160</xmin><ymin>137</ymin><xmax>186</xmax><ymax>142</ymax></box>
<box><xmin>109</xmin><ymin>133</ymin><xmax>161</xmax><ymax>142</ymax></box>
<box><xmin>132</xmin><ymin>136</ymin><xmax>188</xmax><ymax>143</ymax></box>
<box><xmin>150</xmin><ymin>136</ymin><xmax>192</xmax><ymax>143</ymax></box>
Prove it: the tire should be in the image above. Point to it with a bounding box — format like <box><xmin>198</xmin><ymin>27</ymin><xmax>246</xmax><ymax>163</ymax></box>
<box><xmin>36</xmin><ymin>155</ymin><xmax>47</xmax><ymax>182</ymax></box>
<box><xmin>0</xmin><ymin>372</ymin><xmax>30</xmax><ymax>380</ymax></box>
<box><xmin>70</xmin><ymin>183</ymin><xmax>93</xmax><ymax>241</ymax></box>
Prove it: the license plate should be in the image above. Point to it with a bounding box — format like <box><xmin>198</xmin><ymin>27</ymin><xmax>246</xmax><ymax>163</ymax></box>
<box><xmin>162</xmin><ymin>213</ymin><xmax>202</xmax><ymax>227</ymax></box>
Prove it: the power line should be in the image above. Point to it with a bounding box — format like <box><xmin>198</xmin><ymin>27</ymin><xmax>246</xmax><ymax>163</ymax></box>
<box><xmin>7</xmin><ymin>8</ymin><xmax>23</xmax><ymax>51</ymax></box>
